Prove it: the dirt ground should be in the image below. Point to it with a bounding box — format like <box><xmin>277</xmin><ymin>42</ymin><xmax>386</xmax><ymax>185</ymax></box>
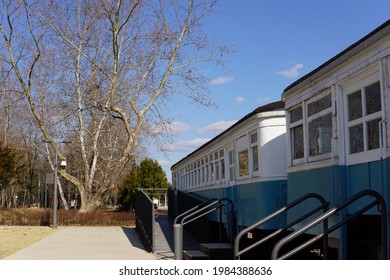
<box><xmin>0</xmin><ymin>227</ymin><xmax>59</xmax><ymax>259</ymax></box>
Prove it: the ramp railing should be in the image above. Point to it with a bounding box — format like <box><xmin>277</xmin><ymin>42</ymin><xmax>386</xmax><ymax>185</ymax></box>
<box><xmin>173</xmin><ymin>198</ymin><xmax>235</xmax><ymax>260</ymax></box>
<box><xmin>271</xmin><ymin>189</ymin><xmax>387</xmax><ymax>260</ymax></box>
<box><xmin>134</xmin><ymin>189</ymin><xmax>155</xmax><ymax>252</ymax></box>
<box><xmin>134</xmin><ymin>188</ymin><xmax>169</xmax><ymax>253</ymax></box>
<box><xmin>234</xmin><ymin>193</ymin><xmax>329</xmax><ymax>259</ymax></box>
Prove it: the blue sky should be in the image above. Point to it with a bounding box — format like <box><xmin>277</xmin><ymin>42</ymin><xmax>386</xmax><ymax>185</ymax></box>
<box><xmin>152</xmin><ymin>0</ymin><xmax>390</xmax><ymax>180</ymax></box>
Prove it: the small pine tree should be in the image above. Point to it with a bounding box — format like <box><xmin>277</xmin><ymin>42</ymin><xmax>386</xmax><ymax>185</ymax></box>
<box><xmin>116</xmin><ymin>158</ymin><xmax>169</xmax><ymax>210</ymax></box>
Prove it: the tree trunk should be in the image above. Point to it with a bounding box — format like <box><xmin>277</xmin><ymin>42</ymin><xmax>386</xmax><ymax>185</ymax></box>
<box><xmin>57</xmin><ymin>179</ymin><xmax>69</xmax><ymax>210</ymax></box>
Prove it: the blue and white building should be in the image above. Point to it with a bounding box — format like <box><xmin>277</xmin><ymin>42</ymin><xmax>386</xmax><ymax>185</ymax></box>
<box><xmin>282</xmin><ymin>19</ymin><xmax>390</xmax><ymax>258</ymax></box>
<box><xmin>171</xmin><ymin>101</ymin><xmax>287</xmax><ymax>229</ymax></box>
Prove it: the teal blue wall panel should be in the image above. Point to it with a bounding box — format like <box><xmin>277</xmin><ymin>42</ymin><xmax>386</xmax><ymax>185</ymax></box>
<box><xmin>192</xmin><ymin>180</ymin><xmax>287</xmax><ymax>229</ymax></box>
<box><xmin>286</xmin><ymin>160</ymin><xmax>389</xmax><ymax>235</ymax></box>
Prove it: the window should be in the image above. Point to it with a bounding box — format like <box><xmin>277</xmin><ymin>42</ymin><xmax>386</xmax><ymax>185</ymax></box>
<box><xmin>201</xmin><ymin>158</ymin><xmax>205</xmax><ymax>184</ymax></box>
<box><xmin>292</xmin><ymin>125</ymin><xmax>304</xmax><ymax>159</ymax></box>
<box><xmin>308</xmin><ymin>94</ymin><xmax>332</xmax><ymax>116</ymax></box>
<box><xmin>209</xmin><ymin>158</ymin><xmax>214</xmax><ymax>183</ymax></box>
<box><xmin>290</xmin><ymin>106</ymin><xmax>303</xmax><ymax>123</ymax></box>
<box><xmin>220</xmin><ymin>150</ymin><xmax>225</xmax><ymax>180</ymax></box>
<box><xmin>205</xmin><ymin>164</ymin><xmax>209</xmax><ymax>183</ymax></box>
<box><xmin>252</xmin><ymin>145</ymin><xmax>259</xmax><ymax>172</ymax></box>
<box><xmin>288</xmin><ymin>92</ymin><xmax>333</xmax><ymax>165</ymax></box>
<box><xmin>238</xmin><ymin>150</ymin><xmax>249</xmax><ymax>177</ymax></box>
<box><xmin>250</xmin><ymin>131</ymin><xmax>259</xmax><ymax>172</ymax></box>
<box><xmin>228</xmin><ymin>149</ymin><xmax>235</xmax><ymax>181</ymax></box>
<box><xmin>308</xmin><ymin>94</ymin><xmax>332</xmax><ymax>157</ymax></box>
<box><xmin>347</xmin><ymin>81</ymin><xmax>382</xmax><ymax>155</ymax></box>
<box><xmin>215</xmin><ymin>160</ymin><xmax>220</xmax><ymax>181</ymax></box>
<box><xmin>289</xmin><ymin>106</ymin><xmax>304</xmax><ymax>160</ymax></box>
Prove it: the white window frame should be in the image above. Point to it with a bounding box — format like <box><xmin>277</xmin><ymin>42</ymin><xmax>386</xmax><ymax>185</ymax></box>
<box><xmin>288</xmin><ymin>90</ymin><xmax>333</xmax><ymax>166</ymax></box>
<box><xmin>209</xmin><ymin>154</ymin><xmax>215</xmax><ymax>185</ymax></box>
<box><xmin>307</xmin><ymin>91</ymin><xmax>333</xmax><ymax>162</ymax></box>
<box><xmin>220</xmin><ymin>149</ymin><xmax>225</xmax><ymax>182</ymax></box>
<box><xmin>227</xmin><ymin>146</ymin><xmax>235</xmax><ymax>184</ymax></box>
<box><xmin>289</xmin><ymin>105</ymin><xmax>305</xmax><ymax>166</ymax></box>
<box><xmin>250</xmin><ymin>130</ymin><xmax>260</xmax><ymax>177</ymax></box>
<box><xmin>344</xmin><ymin>73</ymin><xmax>383</xmax><ymax>164</ymax></box>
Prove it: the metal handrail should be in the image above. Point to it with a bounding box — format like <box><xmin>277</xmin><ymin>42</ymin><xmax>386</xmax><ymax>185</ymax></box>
<box><xmin>234</xmin><ymin>193</ymin><xmax>329</xmax><ymax>259</ymax></box>
<box><xmin>271</xmin><ymin>189</ymin><xmax>388</xmax><ymax>260</ymax></box>
<box><xmin>174</xmin><ymin>198</ymin><xmax>219</xmax><ymax>224</ymax></box>
<box><xmin>174</xmin><ymin>197</ymin><xmax>235</xmax><ymax>260</ymax></box>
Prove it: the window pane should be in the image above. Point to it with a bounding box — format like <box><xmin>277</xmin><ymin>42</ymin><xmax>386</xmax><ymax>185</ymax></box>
<box><xmin>308</xmin><ymin>94</ymin><xmax>332</xmax><ymax>116</ymax></box>
<box><xmin>216</xmin><ymin>162</ymin><xmax>219</xmax><ymax>180</ymax></box>
<box><xmin>194</xmin><ymin>170</ymin><xmax>197</xmax><ymax>185</ymax></box>
<box><xmin>349</xmin><ymin>124</ymin><xmax>364</xmax><ymax>154</ymax></box>
<box><xmin>220</xmin><ymin>159</ymin><xmax>225</xmax><ymax>179</ymax></box>
<box><xmin>239</xmin><ymin>150</ymin><xmax>249</xmax><ymax>177</ymax></box>
<box><xmin>348</xmin><ymin>90</ymin><xmax>362</xmax><ymax>121</ymax></box>
<box><xmin>365</xmin><ymin>82</ymin><xmax>381</xmax><ymax>115</ymax></box>
<box><xmin>309</xmin><ymin>113</ymin><xmax>332</xmax><ymax>156</ymax></box>
<box><xmin>229</xmin><ymin>150</ymin><xmax>234</xmax><ymax>165</ymax></box>
<box><xmin>250</xmin><ymin>132</ymin><xmax>257</xmax><ymax>144</ymax></box>
<box><xmin>290</xmin><ymin>106</ymin><xmax>302</xmax><ymax>123</ymax></box>
<box><xmin>367</xmin><ymin>118</ymin><xmax>381</xmax><ymax>150</ymax></box>
<box><xmin>229</xmin><ymin>166</ymin><xmax>234</xmax><ymax>181</ymax></box>
<box><xmin>292</xmin><ymin>125</ymin><xmax>304</xmax><ymax>159</ymax></box>
<box><xmin>252</xmin><ymin>145</ymin><xmax>259</xmax><ymax>172</ymax></box>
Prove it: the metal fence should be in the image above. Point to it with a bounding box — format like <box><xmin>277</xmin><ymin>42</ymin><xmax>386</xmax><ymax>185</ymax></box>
<box><xmin>168</xmin><ymin>188</ymin><xmax>212</xmax><ymax>242</ymax></box>
<box><xmin>134</xmin><ymin>188</ymin><xmax>169</xmax><ymax>253</ymax></box>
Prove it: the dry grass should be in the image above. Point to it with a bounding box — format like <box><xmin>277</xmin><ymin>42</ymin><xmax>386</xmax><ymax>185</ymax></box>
<box><xmin>0</xmin><ymin>227</ymin><xmax>59</xmax><ymax>259</ymax></box>
<box><xmin>0</xmin><ymin>208</ymin><xmax>135</xmax><ymax>226</ymax></box>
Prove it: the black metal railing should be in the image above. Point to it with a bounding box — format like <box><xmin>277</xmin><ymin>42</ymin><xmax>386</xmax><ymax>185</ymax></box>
<box><xmin>271</xmin><ymin>189</ymin><xmax>388</xmax><ymax>260</ymax></box>
<box><xmin>173</xmin><ymin>197</ymin><xmax>235</xmax><ymax>260</ymax></box>
<box><xmin>134</xmin><ymin>189</ymin><xmax>155</xmax><ymax>253</ymax></box>
<box><xmin>234</xmin><ymin>193</ymin><xmax>330</xmax><ymax>259</ymax></box>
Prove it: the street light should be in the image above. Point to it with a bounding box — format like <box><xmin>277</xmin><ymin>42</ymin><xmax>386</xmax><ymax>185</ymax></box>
<box><xmin>43</xmin><ymin>139</ymin><xmax>71</xmax><ymax>229</ymax></box>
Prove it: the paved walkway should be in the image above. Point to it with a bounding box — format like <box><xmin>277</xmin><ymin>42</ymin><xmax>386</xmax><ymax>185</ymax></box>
<box><xmin>3</xmin><ymin>226</ymin><xmax>158</xmax><ymax>260</ymax></box>
<box><xmin>154</xmin><ymin>215</ymin><xmax>200</xmax><ymax>260</ymax></box>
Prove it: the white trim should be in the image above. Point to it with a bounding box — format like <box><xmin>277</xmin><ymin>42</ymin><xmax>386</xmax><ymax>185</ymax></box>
<box><xmin>172</xmin><ymin>111</ymin><xmax>286</xmax><ymax>192</ymax></box>
<box><xmin>287</xmin><ymin>158</ymin><xmax>338</xmax><ymax>173</ymax></box>
<box><xmin>343</xmin><ymin>71</ymin><xmax>382</xmax><ymax>165</ymax></box>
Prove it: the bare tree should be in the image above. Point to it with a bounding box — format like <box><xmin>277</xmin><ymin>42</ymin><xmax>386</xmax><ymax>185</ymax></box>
<box><xmin>0</xmin><ymin>0</ymin><xmax>226</xmax><ymax>211</ymax></box>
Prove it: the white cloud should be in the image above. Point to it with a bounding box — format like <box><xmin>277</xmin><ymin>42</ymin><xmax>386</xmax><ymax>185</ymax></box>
<box><xmin>278</xmin><ymin>63</ymin><xmax>304</xmax><ymax>78</ymax></box>
<box><xmin>162</xmin><ymin>138</ymin><xmax>211</xmax><ymax>152</ymax></box>
<box><xmin>196</xmin><ymin>120</ymin><xmax>237</xmax><ymax>135</ymax></box>
<box><xmin>210</xmin><ymin>76</ymin><xmax>234</xmax><ymax>86</ymax></box>
<box><xmin>169</xmin><ymin>121</ymin><xmax>192</xmax><ymax>135</ymax></box>
<box><xmin>152</xmin><ymin>121</ymin><xmax>191</xmax><ymax>136</ymax></box>
<box><xmin>235</xmin><ymin>96</ymin><xmax>246</xmax><ymax>104</ymax></box>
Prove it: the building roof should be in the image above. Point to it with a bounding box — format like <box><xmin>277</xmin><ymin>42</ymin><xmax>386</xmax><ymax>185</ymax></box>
<box><xmin>282</xmin><ymin>19</ymin><xmax>390</xmax><ymax>100</ymax></box>
<box><xmin>171</xmin><ymin>101</ymin><xmax>285</xmax><ymax>170</ymax></box>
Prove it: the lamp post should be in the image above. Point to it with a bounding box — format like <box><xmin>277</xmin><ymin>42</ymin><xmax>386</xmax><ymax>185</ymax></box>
<box><xmin>53</xmin><ymin>148</ymin><xmax>59</xmax><ymax>228</ymax></box>
<box><xmin>44</xmin><ymin>140</ymin><xmax>71</xmax><ymax>229</ymax></box>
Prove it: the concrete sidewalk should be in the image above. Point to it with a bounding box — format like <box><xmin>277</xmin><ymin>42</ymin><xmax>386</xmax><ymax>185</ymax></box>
<box><xmin>3</xmin><ymin>226</ymin><xmax>158</xmax><ymax>260</ymax></box>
